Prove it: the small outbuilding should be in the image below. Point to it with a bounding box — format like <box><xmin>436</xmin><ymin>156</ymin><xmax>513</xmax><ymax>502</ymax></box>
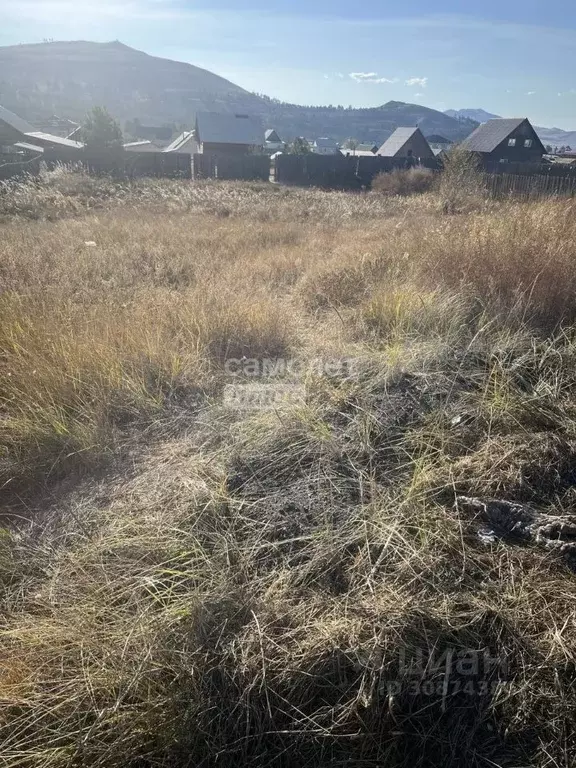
<box><xmin>460</xmin><ymin>118</ymin><xmax>545</xmax><ymax>164</ymax></box>
<box><xmin>377</xmin><ymin>127</ymin><xmax>434</xmax><ymax>159</ymax></box>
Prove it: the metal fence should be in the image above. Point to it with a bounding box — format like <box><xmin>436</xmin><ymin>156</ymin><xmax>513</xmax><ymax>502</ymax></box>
<box><xmin>275</xmin><ymin>154</ymin><xmax>440</xmax><ymax>189</ymax></box>
<box><xmin>193</xmin><ymin>153</ymin><xmax>270</xmax><ymax>181</ymax></box>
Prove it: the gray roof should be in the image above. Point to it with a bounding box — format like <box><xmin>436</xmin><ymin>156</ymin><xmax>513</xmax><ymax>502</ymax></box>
<box><xmin>13</xmin><ymin>141</ymin><xmax>44</xmax><ymax>153</ymax></box>
<box><xmin>163</xmin><ymin>131</ymin><xmax>198</xmax><ymax>153</ymax></box>
<box><xmin>25</xmin><ymin>131</ymin><xmax>84</xmax><ymax>150</ymax></box>
<box><xmin>0</xmin><ymin>104</ymin><xmax>35</xmax><ymax>135</ymax></box>
<box><xmin>196</xmin><ymin>112</ymin><xmax>263</xmax><ymax>146</ymax></box>
<box><xmin>356</xmin><ymin>143</ymin><xmax>378</xmax><ymax>153</ymax></box>
<box><xmin>461</xmin><ymin>118</ymin><xmax>527</xmax><ymax>153</ymax></box>
<box><xmin>124</xmin><ymin>140</ymin><xmax>158</xmax><ymax>152</ymax></box>
<box><xmin>314</xmin><ymin>137</ymin><xmax>339</xmax><ymax>148</ymax></box>
<box><xmin>265</xmin><ymin>129</ymin><xmax>282</xmax><ymax>143</ymax></box>
<box><xmin>378</xmin><ymin>127</ymin><xmax>421</xmax><ymax>157</ymax></box>
<box><xmin>341</xmin><ymin>149</ymin><xmax>381</xmax><ymax>157</ymax></box>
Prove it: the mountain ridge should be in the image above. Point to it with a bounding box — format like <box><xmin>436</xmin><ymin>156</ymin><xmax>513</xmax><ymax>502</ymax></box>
<box><xmin>0</xmin><ymin>40</ymin><xmax>475</xmax><ymax>144</ymax></box>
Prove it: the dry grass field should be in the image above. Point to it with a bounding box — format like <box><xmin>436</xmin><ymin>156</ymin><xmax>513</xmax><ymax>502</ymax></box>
<box><xmin>1</xmin><ymin>168</ymin><xmax>576</xmax><ymax>767</ymax></box>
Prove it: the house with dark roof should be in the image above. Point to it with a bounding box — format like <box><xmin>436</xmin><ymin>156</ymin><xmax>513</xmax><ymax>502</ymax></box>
<box><xmin>377</xmin><ymin>127</ymin><xmax>434</xmax><ymax>159</ymax></box>
<box><xmin>460</xmin><ymin>118</ymin><xmax>545</xmax><ymax>164</ymax></box>
<box><xmin>195</xmin><ymin>112</ymin><xmax>264</xmax><ymax>156</ymax></box>
<box><xmin>312</xmin><ymin>137</ymin><xmax>340</xmax><ymax>155</ymax></box>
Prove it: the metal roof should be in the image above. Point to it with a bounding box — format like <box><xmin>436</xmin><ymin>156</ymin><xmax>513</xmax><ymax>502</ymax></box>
<box><xmin>340</xmin><ymin>149</ymin><xmax>382</xmax><ymax>157</ymax></box>
<box><xmin>123</xmin><ymin>140</ymin><xmax>158</xmax><ymax>152</ymax></box>
<box><xmin>13</xmin><ymin>141</ymin><xmax>44</xmax><ymax>153</ymax></box>
<box><xmin>25</xmin><ymin>131</ymin><xmax>84</xmax><ymax>150</ymax></box>
<box><xmin>460</xmin><ymin>118</ymin><xmax>528</xmax><ymax>153</ymax></box>
<box><xmin>163</xmin><ymin>131</ymin><xmax>198</xmax><ymax>153</ymax></box>
<box><xmin>378</xmin><ymin>127</ymin><xmax>421</xmax><ymax>157</ymax></box>
<box><xmin>0</xmin><ymin>104</ymin><xmax>35</xmax><ymax>135</ymax></box>
<box><xmin>196</xmin><ymin>112</ymin><xmax>263</xmax><ymax>146</ymax></box>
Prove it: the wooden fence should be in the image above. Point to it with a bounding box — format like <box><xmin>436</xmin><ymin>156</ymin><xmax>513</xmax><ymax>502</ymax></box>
<box><xmin>484</xmin><ymin>172</ymin><xmax>576</xmax><ymax>200</ymax></box>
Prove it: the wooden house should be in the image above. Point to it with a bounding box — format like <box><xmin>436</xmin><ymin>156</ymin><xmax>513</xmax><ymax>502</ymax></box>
<box><xmin>377</xmin><ymin>127</ymin><xmax>434</xmax><ymax>159</ymax></box>
<box><xmin>460</xmin><ymin>118</ymin><xmax>545</xmax><ymax>164</ymax></box>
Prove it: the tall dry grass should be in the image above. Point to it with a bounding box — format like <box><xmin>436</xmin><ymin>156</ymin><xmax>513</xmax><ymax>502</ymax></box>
<box><xmin>1</xmin><ymin>170</ymin><xmax>576</xmax><ymax>767</ymax></box>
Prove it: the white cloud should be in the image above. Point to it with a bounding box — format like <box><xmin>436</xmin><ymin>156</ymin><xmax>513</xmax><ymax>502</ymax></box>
<box><xmin>405</xmin><ymin>77</ymin><xmax>428</xmax><ymax>87</ymax></box>
<box><xmin>349</xmin><ymin>72</ymin><xmax>398</xmax><ymax>84</ymax></box>
<box><xmin>527</xmin><ymin>91</ymin><xmax>536</xmax><ymax>95</ymax></box>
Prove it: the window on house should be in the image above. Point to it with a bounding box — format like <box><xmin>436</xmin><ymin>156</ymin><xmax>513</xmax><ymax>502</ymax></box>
<box><xmin>508</xmin><ymin>138</ymin><xmax>517</xmax><ymax>147</ymax></box>
<box><xmin>524</xmin><ymin>139</ymin><xmax>533</xmax><ymax>148</ymax></box>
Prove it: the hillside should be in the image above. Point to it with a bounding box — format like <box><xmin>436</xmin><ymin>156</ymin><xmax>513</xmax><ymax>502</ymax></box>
<box><xmin>0</xmin><ymin>40</ymin><xmax>264</xmax><ymax>126</ymax></box>
<box><xmin>0</xmin><ymin>41</ymin><xmax>474</xmax><ymax>143</ymax></box>
<box><xmin>262</xmin><ymin>99</ymin><xmax>477</xmax><ymax>144</ymax></box>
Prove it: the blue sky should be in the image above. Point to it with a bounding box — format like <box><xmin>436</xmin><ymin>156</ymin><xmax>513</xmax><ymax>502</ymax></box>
<box><xmin>1</xmin><ymin>0</ymin><xmax>575</xmax><ymax>128</ymax></box>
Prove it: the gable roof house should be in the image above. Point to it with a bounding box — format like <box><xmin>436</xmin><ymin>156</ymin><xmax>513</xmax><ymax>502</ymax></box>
<box><xmin>377</xmin><ymin>127</ymin><xmax>434</xmax><ymax>159</ymax></box>
<box><xmin>312</xmin><ymin>137</ymin><xmax>340</xmax><ymax>155</ymax></box>
<box><xmin>195</xmin><ymin>112</ymin><xmax>264</xmax><ymax>155</ymax></box>
<box><xmin>460</xmin><ymin>118</ymin><xmax>545</xmax><ymax>164</ymax></box>
<box><xmin>265</xmin><ymin>129</ymin><xmax>284</xmax><ymax>153</ymax></box>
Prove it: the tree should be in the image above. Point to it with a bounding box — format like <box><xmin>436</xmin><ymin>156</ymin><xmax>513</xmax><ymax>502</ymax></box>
<box><xmin>343</xmin><ymin>138</ymin><xmax>359</xmax><ymax>153</ymax></box>
<box><xmin>545</xmin><ymin>145</ymin><xmax>553</xmax><ymax>154</ymax></box>
<box><xmin>80</xmin><ymin>106</ymin><xmax>124</xmax><ymax>151</ymax></box>
<box><xmin>289</xmin><ymin>137</ymin><xmax>312</xmax><ymax>155</ymax></box>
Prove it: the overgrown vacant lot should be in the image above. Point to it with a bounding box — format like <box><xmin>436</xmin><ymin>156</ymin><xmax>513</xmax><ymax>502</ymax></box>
<box><xmin>1</xmin><ymin>171</ymin><xmax>576</xmax><ymax>767</ymax></box>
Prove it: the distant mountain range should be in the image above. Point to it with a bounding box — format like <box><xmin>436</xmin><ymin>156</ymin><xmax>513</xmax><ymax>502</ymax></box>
<box><xmin>3</xmin><ymin>42</ymin><xmax>572</xmax><ymax>149</ymax></box>
<box><xmin>446</xmin><ymin>108</ymin><xmax>576</xmax><ymax>149</ymax></box>
<box><xmin>0</xmin><ymin>41</ymin><xmax>475</xmax><ymax>144</ymax></box>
